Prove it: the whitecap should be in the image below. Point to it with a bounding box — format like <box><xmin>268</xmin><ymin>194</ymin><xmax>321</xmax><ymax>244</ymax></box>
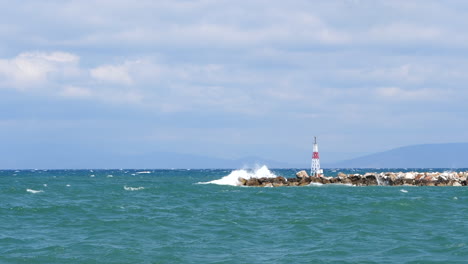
<box><xmin>27</xmin><ymin>189</ymin><xmax>43</xmax><ymax>194</ymax></box>
<box><xmin>107</xmin><ymin>175</ymin><xmax>113</xmax><ymax>178</ymax></box>
<box><xmin>400</xmin><ymin>189</ymin><xmax>408</xmax><ymax>193</ymax></box>
<box><xmin>66</xmin><ymin>184</ymin><xmax>71</xmax><ymax>187</ymax></box>
<box><xmin>124</xmin><ymin>186</ymin><xmax>145</xmax><ymax>191</ymax></box>
<box><xmin>136</xmin><ymin>171</ymin><xmax>151</xmax><ymax>174</ymax></box>
<box><xmin>200</xmin><ymin>165</ymin><xmax>277</xmax><ymax>186</ymax></box>
<box><xmin>309</xmin><ymin>182</ymin><xmax>323</xmax><ymax>186</ymax></box>
<box><xmin>90</xmin><ymin>174</ymin><xmax>95</xmax><ymax>177</ymax></box>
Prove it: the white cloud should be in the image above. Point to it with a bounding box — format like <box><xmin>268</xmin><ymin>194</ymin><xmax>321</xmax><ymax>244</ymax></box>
<box><xmin>0</xmin><ymin>51</ymin><xmax>80</xmax><ymax>89</ymax></box>
<box><xmin>90</xmin><ymin>63</ymin><xmax>133</xmax><ymax>85</ymax></box>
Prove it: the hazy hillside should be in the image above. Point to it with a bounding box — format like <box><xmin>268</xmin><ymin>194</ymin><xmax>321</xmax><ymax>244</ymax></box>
<box><xmin>328</xmin><ymin>143</ymin><xmax>468</xmax><ymax>168</ymax></box>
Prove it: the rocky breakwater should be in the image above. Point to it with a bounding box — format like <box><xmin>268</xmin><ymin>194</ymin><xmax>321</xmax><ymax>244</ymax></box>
<box><xmin>238</xmin><ymin>170</ymin><xmax>468</xmax><ymax>187</ymax></box>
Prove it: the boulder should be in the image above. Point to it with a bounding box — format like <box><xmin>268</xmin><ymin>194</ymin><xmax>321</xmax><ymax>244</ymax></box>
<box><xmin>299</xmin><ymin>179</ymin><xmax>311</xmax><ymax>186</ymax></box>
<box><xmin>403</xmin><ymin>179</ymin><xmax>414</xmax><ymax>185</ymax></box>
<box><xmin>404</xmin><ymin>173</ymin><xmax>415</xmax><ymax>180</ymax></box>
<box><xmin>296</xmin><ymin>170</ymin><xmax>309</xmax><ymax>179</ymax></box>
<box><xmin>348</xmin><ymin>174</ymin><xmax>365</xmax><ymax>185</ymax></box>
<box><xmin>238</xmin><ymin>177</ymin><xmax>247</xmax><ymax>186</ymax></box>
<box><xmin>321</xmin><ymin>177</ymin><xmax>331</xmax><ymax>184</ymax></box>
<box><xmin>340</xmin><ymin>177</ymin><xmax>352</xmax><ymax>184</ymax></box>
<box><xmin>246</xmin><ymin>178</ymin><xmax>261</xmax><ymax>186</ymax></box>
<box><xmin>453</xmin><ymin>181</ymin><xmax>462</xmax><ymax>187</ymax></box>
<box><xmin>309</xmin><ymin>177</ymin><xmax>321</xmax><ymax>183</ymax></box>
<box><xmin>387</xmin><ymin>173</ymin><xmax>398</xmax><ymax>182</ymax></box>
<box><xmin>415</xmin><ymin>174</ymin><xmax>424</xmax><ymax>180</ymax></box>
<box><xmin>287</xmin><ymin>178</ymin><xmax>298</xmax><ymax>183</ymax></box>
<box><xmin>329</xmin><ymin>177</ymin><xmax>339</xmax><ymax>184</ymax></box>
<box><xmin>424</xmin><ymin>175</ymin><xmax>435</xmax><ymax>182</ymax></box>
<box><xmin>337</xmin><ymin>172</ymin><xmax>347</xmax><ymax>179</ymax></box>
<box><xmin>273</xmin><ymin>176</ymin><xmax>287</xmax><ymax>184</ymax></box>
<box><xmin>365</xmin><ymin>174</ymin><xmax>378</xmax><ymax>185</ymax></box>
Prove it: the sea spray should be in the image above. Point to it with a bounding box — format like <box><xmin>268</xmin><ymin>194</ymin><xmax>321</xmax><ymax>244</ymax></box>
<box><xmin>202</xmin><ymin>165</ymin><xmax>277</xmax><ymax>186</ymax></box>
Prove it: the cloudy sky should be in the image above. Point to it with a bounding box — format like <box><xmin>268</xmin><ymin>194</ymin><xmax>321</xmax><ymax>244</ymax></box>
<box><xmin>1</xmin><ymin>0</ymin><xmax>468</xmax><ymax>168</ymax></box>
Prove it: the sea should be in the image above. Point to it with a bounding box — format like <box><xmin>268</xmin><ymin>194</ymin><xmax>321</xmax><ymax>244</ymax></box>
<box><xmin>1</xmin><ymin>167</ymin><xmax>467</xmax><ymax>263</ymax></box>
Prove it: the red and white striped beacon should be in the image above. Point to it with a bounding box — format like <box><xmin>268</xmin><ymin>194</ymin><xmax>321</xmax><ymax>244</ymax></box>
<box><xmin>311</xmin><ymin>136</ymin><xmax>323</xmax><ymax>177</ymax></box>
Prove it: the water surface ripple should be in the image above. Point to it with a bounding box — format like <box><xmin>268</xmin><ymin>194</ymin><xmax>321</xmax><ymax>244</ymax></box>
<box><xmin>1</xmin><ymin>169</ymin><xmax>467</xmax><ymax>263</ymax></box>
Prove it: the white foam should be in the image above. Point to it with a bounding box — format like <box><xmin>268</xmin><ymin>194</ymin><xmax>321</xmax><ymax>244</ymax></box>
<box><xmin>124</xmin><ymin>186</ymin><xmax>145</xmax><ymax>191</ymax></box>
<box><xmin>107</xmin><ymin>175</ymin><xmax>113</xmax><ymax>178</ymax></box>
<box><xmin>27</xmin><ymin>189</ymin><xmax>43</xmax><ymax>194</ymax></box>
<box><xmin>66</xmin><ymin>184</ymin><xmax>71</xmax><ymax>187</ymax></box>
<box><xmin>136</xmin><ymin>171</ymin><xmax>151</xmax><ymax>174</ymax></box>
<box><xmin>201</xmin><ymin>165</ymin><xmax>277</xmax><ymax>186</ymax></box>
<box><xmin>400</xmin><ymin>189</ymin><xmax>408</xmax><ymax>193</ymax></box>
<box><xmin>309</xmin><ymin>182</ymin><xmax>323</xmax><ymax>186</ymax></box>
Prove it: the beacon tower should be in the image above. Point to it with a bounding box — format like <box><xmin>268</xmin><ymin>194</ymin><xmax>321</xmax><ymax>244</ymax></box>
<box><xmin>311</xmin><ymin>136</ymin><xmax>323</xmax><ymax>177</ymax></box>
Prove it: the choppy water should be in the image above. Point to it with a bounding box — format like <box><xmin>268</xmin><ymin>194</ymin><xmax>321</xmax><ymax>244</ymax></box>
<box><xmin>1</xmin><ymin>168</ymin><xmax>467</xmax><ymax>263</ymax></box>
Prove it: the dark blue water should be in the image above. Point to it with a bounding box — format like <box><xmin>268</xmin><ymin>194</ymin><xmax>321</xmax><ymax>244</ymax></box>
<box><xmin>1</xmin><ymin>168</ymin><xmax>467</xmax><ymax>263</ymax></box>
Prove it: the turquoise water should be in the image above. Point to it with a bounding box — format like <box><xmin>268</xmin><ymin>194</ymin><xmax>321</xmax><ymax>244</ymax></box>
<box><xmin>1</xmin><ymin>169</ymin><xmax>467</xmax><ymax>263</ymax></box>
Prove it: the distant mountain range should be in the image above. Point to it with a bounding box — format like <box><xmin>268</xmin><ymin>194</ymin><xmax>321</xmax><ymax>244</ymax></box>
<box><xmin>327</xmin><ymin>143</ymin><xmax>468</xmax><ymax>168</ymax></box>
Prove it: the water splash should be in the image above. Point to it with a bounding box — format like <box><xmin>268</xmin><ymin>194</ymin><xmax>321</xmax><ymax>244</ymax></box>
<box><xmin>201</xmin><ymin>165</ymin><xmax>277</xmax><ymax>186</ymax></box>
<box><xmin>375</xmin><ymin>174</ymin><xmax>389</xmax><ymax>186</ymax></box>
<box><xmin>376</xmin><ymin>175</ymin><xmax>382</xmax><ymax>186</ymax></box>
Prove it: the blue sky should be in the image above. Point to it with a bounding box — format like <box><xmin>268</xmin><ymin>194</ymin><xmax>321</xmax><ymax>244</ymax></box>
<box><xmin>1</xmin><ymin>0</ymin><xmax>468</xmax><ymax>168</ymax></box>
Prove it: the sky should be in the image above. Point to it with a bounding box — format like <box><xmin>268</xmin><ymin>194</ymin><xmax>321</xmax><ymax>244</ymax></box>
<box><xmin>1</xmin><ymin>0</ymin><xmax>468</xmax><ymax>168</ymax></box>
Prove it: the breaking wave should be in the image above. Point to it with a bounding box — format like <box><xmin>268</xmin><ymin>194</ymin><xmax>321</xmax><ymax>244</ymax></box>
<box><xmin>124</xmin><ymin>186</ymin><xmax>145</xmax><ymax>191</ymax></box>
<box><xmin>202</xmin><ymin>165</ymin><xmax>277</xmax><ymax>186</ymax></box>
<box><xmin>26</xmin><ymin>189</ymin><xmax>43</xmax><ymax>194</ymax></box>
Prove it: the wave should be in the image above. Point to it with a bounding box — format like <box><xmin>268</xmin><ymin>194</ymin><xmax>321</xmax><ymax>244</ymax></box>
<box><xmin>26</xmin><ymin>189</ymin><xmax>43</xmax><ymax>194</ymax></box>
<box><xmin>124</xmin><ymin>186</ymin><xmax>145</xmax><ymax>191</ymax></box>
<box><xmin>201</xmin><ymin>165</ymin><xmax>277</xmax><ymax>186</ymax></box>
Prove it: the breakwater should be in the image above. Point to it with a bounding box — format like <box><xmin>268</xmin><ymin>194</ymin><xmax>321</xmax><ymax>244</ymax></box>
<box><xmin>239</xmin><ymin>170</ymin><xmax>468</xmax><ymax>187</ymax></box>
